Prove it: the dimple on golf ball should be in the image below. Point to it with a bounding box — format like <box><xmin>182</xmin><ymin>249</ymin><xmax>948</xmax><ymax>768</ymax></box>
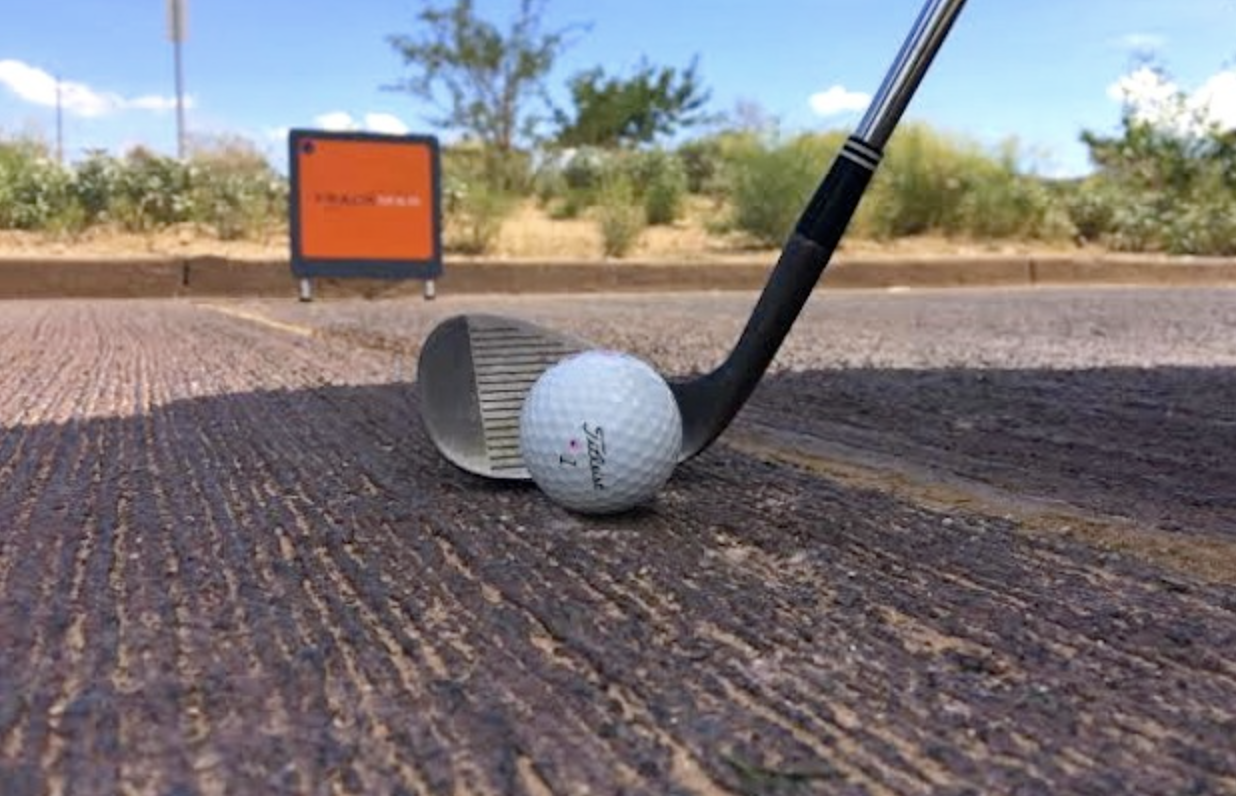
<box><xmin>519</xmin><ymin>350</ymin><xmax>682</xmax><ymax>515</ymax></box>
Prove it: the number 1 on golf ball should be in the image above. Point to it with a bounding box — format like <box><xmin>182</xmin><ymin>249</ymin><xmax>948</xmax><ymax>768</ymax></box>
<box><xmin>519</xmin><ymin>350</ymin><xmax>682</xmax><ymax>514</ymax></box>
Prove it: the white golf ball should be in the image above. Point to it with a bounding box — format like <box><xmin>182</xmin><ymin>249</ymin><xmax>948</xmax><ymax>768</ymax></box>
<box><xmin>519</xmin><ymin>350</ymin><xmax>683</xmax><ymax>515</ymax></box>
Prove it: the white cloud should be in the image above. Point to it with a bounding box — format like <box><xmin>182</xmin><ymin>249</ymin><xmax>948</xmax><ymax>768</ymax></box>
<box><xmin>126</xmin><ymin>94</ymin><xmax>181</xmax><ymax>112</ymax></box>
<box><xmin>364</xmin><ymin>112</ymin><xmax>409</xmax><ymax>135</ymax></box>
<box><xmin>808</xmin><ymin>85</ymin><xmax>871</xmax><ymax>118</ymax></box>
<box><xmin>1107</xmin><ymin>66</ymin><xmax>1179</xmax><ymax>115</ymax></box>
<box><xmin>0</xmin><ymin>58</ymin><xmax>189</xmax><ymax>117</ymax></box>
<box><xmin>314</xmin><ymin>111</ymin><xmax>360</xmax><ymax>131</ymax></box>
<box><xmin>1194</xmin><ymin>70</ymin><xmax>1236</xmax><ymax>129</ymax></box>
<box><xmin>1117</xmin><ymin>32</ymin><xmax>1166</xmax><ymax>52</ymax></box>
<box><xmin>312</xmin><ymin>110</ymin><xmax>411</xmax><ymax>135</ymax></box>
<box><xmin>1108</xmin><ymin>66</ymin><xmax>1236</xmax><ymax>132</ymax></box>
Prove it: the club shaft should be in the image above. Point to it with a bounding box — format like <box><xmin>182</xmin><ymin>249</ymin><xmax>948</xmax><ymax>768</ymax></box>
<box><xmin>676</xmin><ymin>0</ymin><xmax>968</xmax><ymax>460</ymax></box>
<box><xmin>855</xmin><ymin>0</ymin><xmax>969</xmax><ymax>149</ymax></box>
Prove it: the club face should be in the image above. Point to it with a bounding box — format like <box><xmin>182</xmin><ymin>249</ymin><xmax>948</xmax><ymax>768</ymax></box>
<box><xmin>416</xmin><ymin>313</ymin><xmax>587</xmax><ymax>480</ymax></box>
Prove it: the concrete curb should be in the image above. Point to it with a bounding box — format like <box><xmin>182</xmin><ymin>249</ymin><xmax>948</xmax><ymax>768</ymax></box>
<box><xmin>0</xmin><ymin>257</ymin><xmax>187</xmax><ymax>299</ymax></box>
<box><xmin>1027</xmin><ymin>255</ymin><xmax>1236</xmax><ymax>286</ymax></box>
<box><xmin>2</xmin><ymin>253</ymin><xmax>1235</xmax><ymax>299</ymax></box>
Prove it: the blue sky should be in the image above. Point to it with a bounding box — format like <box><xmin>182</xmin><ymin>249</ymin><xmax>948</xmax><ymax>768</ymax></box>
<box><xmin>2</xmin><ymin>0</ymin><xmax>1234</xmax><ymax>176</ymax></box>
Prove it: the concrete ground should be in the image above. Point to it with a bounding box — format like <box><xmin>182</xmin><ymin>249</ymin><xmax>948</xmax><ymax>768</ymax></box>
<box><xmin>1</xmin><ymin>286</ymin><xmax>1234</xmax><ymax>795</ymax></box>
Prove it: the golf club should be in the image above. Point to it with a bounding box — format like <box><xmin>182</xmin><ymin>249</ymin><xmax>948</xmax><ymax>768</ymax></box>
<box><xmin>418</xmin><ymin>0</ymin><xmax>969</xmax><ymax>480</ymax></box>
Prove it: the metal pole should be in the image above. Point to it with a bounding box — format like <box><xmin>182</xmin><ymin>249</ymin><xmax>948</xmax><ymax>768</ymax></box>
<box><xmin>55</xmin><ymin>75</ymin><xmax>64</xmax><ymax>165</ymax></box>
<box><xmin>169</xmin><ymin>0</ymin><xmax>187</xmax><ymax>159</ymax></box>
<box><xmin>173</xmin><ymin>36</ymin><xmax>186</xmax><ymax>158</ymax></box>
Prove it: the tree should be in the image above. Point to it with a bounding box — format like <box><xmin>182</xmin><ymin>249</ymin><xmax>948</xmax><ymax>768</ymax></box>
<box><xmin>386</xmin><ymin>0</ymin><xmax>586</xmax><ymax>187</ymax></box>
<box><xmin>1080</xmin><ymin>60</ymin><xmax>1235</xmax><ymax>194</ymax></box>
<box><xmin>1071</xmin><ymin>58</ymin><xmax>1236</xmax><ymax>255</ymax></box>
<box><xmin>553</xmin><ymin>57</ymin><xmax>713</xmax><ymax>149</ymax></box>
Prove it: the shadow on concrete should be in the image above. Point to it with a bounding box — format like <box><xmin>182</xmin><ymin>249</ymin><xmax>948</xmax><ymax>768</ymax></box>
<box><xmin>2</xmin><ymin>363</ymin><xmax>1236</xmax><ymax>795</ymax></box>
<box><xmin>744</xmin><ymin>364</ymin><xmax>1236</xmax><ymax>538</ymax></box>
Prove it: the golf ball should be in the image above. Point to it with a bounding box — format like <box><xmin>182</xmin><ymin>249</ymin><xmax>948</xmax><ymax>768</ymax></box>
<box><xmin>519</xmin><ymin>350</ymin><xmax>682</xmax><ymax>514</ymax></box>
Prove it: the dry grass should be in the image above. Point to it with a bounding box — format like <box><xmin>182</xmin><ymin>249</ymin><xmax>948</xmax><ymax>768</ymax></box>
<box><xmin>0</xmin><ymin>223</ymin><xmax>289</xmax><ymax>259</ymax></box>
<box><xmin>493</xmin><ymin>196</ymin><xmax>752</xmax><ymax>261</ymax></box>
<box><xmin>483</xmin><ymin>198</ymin><xmax>1094</xmax><ymax>262</ymax></box>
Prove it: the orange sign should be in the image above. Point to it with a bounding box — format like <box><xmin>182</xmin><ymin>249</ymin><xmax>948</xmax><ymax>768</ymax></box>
<box><xmin>289</xmin><ymin>130</ymin><xmax>442</xmax><ymax>279</ymax></box>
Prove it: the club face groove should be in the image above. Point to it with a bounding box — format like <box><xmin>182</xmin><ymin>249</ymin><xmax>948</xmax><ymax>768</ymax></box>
<box><xmin>417</xmin><ymin>314</ymin><xmax>585</xmax><ymax>479</ymax></box>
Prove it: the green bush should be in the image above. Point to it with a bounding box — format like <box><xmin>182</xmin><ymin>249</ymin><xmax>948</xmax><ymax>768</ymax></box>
<box><xmin>641</xmin><ymin>155</ymin><xmax>688</xmax><ymax>225</ymax></box>
<box><xmin>191</xmin><ymin>170</ymin><xmax>285</xmax><ymax>240</ymax></box>
<box><xmin>1071</xmin><ymin>175</ymin><xmax>1236</xmax><ymax>256</ymax></box>
<box><xmin>619</xmin><ymin>149</ymin><xmax>666</xmax><ymax>191</ymax></box>
<box><xmin>110</xmin><ymin>147</ymin><xmax>194</xmax><ymax>232</ymax></box>
<box><xmin>1166</xmin><ymin>196</ymin><xmax>1236</xmax><ymax>256</ymax></box>
<box><xmin>186</xmin><ymin>136</ymin><xmax>287</xmax><ymax>240</ymax></box>
<box><xmin>531</xmin><ymin>158</ymin><xmax>568</xmax><ymax>207</ymax></box>
<box><xmin>1075</xmin><ymin>94</ymin><xmax>1236</xmax><ymax>254</ymax></box>
<box><xmin>953</xmin><ymin>173</ymin><xmax>1075</xmax><ymax>241</ymax></box>
<box><xmin>549</xmin><ymin>188</ymin><xmax>591</xmax><ymax>219</ymax></box>
<box><xmin>71</xmin><ymin>150</ymin><xmax>123</xmax><ymax>225</ymax></box>
<box><xmin>723</xmin><ymin>135</ymin><xmax>828</xmax><ymax>246</ymax></box>
<box><xmin>562</xmin><ymin>146</ymin><xmax>611</xmax><ymax>193</ymax></box>
<box><xmin>441</xmin><ymin>141</ymin><xmax>532</xmax><ymax>208</ymax></box>
<box><xmin>0</xmin><ymin>138</ymin><xmax>74</xmax><ymax>230</ymax></box>
<box><xmin>1106</xmin><ymin>198</ymin><xmax>1164</xmax><ymax>252</ymax></box>
<box><xmin>1064</xmin><ymin>178</ymin><xmax>1120</xmax><ymax>242</ymax></box>
<box><xmin>441</xmin><ymin>142</ymin><xmax>499</xmax><ymax>192</ymax></box>
<box><xmin>701</xmin><ymin>130</ymin><xmax>765</xmax><ymax>198</ymax></box>
<box><xmin>43</xmin><ymin>201</ymin><xmax>89</xmax><ymax>239</ymax></box>
<box><xmin>596</xmin><ymin>175</ymin><xmax>644</xmax><ymax>257</ymax></box>
<box><xmin>839</xmin><ymin>127</ymin><xmax>1074</xmax><ymax>242</ymax></box>
<box><xmin>856</xmin><ymin>124</ymin><xmax>987</xmax><ymax>238</ymax></box>
<box><xmin>1092</xmin><ymin>182</ymin><xmax>1236</xmax><ymax>256</ymax></box>
<box><xmin>676</xmin><ymin>137</ymin><xmax>725</xmax><ymax>194</ymax></box>
<box><xmin>0</xmin><ymin>132</ymin><xmax>289</xmax><ymax>240</ymax></box>
<box><xmin>446</xmin><ymin>182</ymin><xmax>515</xmax><ymax>254</ymax></box>
<box><xmin>485</xmin><ymin>148</ymin><xmax>533</xmax><ymax>195</ymax></box>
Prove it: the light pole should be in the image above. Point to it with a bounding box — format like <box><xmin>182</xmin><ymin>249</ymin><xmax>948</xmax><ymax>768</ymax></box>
<box><xmin>55</xmin><ymin>74</ymin><xmax>63</xmax><ymax>164</ymax></box>
<box><xmin>167</xmin><ymin>0</ymin><xmax>187</xmax><ymax>158</ymax></box>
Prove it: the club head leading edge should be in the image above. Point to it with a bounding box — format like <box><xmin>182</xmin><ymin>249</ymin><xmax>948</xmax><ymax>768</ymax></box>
<box><xmin>417</xmin><ymin>313</ymin><xmax>587</xmax><ymax>480</ymax></box>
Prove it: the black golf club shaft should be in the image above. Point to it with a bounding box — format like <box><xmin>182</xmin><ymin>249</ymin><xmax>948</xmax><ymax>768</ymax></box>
<box><xmin>673</xmin><ymin>0</ymin><xmax>968</xmax><ymax>460</ymax></box>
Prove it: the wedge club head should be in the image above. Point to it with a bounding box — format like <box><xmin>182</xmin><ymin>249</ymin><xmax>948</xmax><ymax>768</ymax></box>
<box><xmin>417</xmin><ymin>313</ymin><xmax>587</xmax><ymax>479</ymax></box>
<box><xmin>416</xmin><ymin>307</ymin><xmax>755</xmax><ymax>480</ymax></box>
